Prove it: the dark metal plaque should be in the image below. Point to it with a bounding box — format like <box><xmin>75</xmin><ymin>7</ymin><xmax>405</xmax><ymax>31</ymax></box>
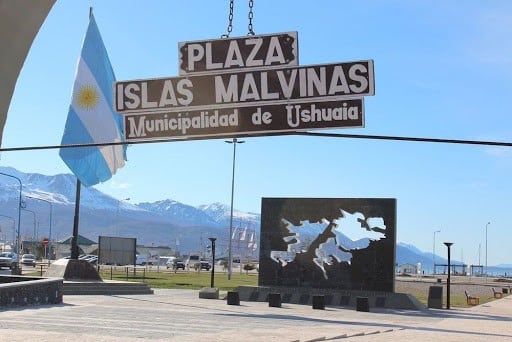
<box><xmin>179</xmin><ymin>32</ymin><xmax>298</xmax><ymax>75</ymax></box>
<box><xmin>259</xmin><ymin>198</ymin><xmax>396</xmax><ymax>292</ymax></box>
<box><xmin>123</xmin><ymin>98</ymin><xmax>364</xmax><ymax>141</ymax></box>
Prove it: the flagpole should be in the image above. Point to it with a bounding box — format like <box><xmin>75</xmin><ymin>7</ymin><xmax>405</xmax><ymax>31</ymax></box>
<box><xmin>59</xmin><ymin>7</ymin><xmax>124</xmax><ymax>263</ymax></box>
<box><xmin>69</xmin><ymin>6</ymin><xmax>91</xmax><ymax>261</ymax></box>
<box><xmin>70</xmin><ymin>178</ymin><xmax>81</xmax><ymax>259</ymax></box>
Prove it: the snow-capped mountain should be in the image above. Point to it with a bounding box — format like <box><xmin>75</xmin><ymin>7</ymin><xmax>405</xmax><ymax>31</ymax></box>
<box><xmin>197</xmin><ymin>202</ymin><xmax>260</xmax><ymax>227</ymax></box>
<box><xmin>0</xmin><ymin>166</ymin><xmax>130</xmax><ymax>210</ymax></box>
<box><xmin>397</xmin><ymin>242</ymin><xmax>427</xmax><ymax>256</ymax></box>
<box><xmin>0</xmin><ymin>166</ymin><xmax>471</xmax><ymax>267</ymax></box>
<box><xmin>137</xmin><ymin>199</ymin><xmax>220</xmax><ymax>227</ymax></box>
<box><xmin>0</xmin><ymin>166</ymin><xmax>259</xmax><ymax>253</ymax></box>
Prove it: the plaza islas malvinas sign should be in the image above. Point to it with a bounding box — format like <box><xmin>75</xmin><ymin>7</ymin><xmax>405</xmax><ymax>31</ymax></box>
<box><xmin>114</xmin><ymin>32</ymin><xmax>374</xmax><ymax>141</ymax></box>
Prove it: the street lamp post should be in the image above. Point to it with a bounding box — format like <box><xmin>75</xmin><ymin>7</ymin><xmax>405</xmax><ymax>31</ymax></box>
<box><xmin>444</xmin><ymin>242</ymin><xmax>453</xmax><ymax>309</ymax></box>
<box><xmin>21</xmin><ymin>208</ymin><xmax>36</xmax><ymax>254</ymax></box>
<box><xmin>433</xmin><ymin>229</ymin><xmax>441</xmax><ymax>275</ymax></box>
<box><xmin>485</xmin><ymin>221</ymin><xmax>490</xmax><ymax>282</ymax></box>
<box><xmin>225</xmin><ymin>138</ymin><xmax>244</xmax><ymax>280</ymax></box>
<box><xmin>478</xmin><ymin>243</ymin><xmax>481</xmax><ymax>267</ymax></box>
<box><xmin>0</xmin><ymin>214</ymin><xmax>15</xmax><ymax>246</ymax></box>
<box><xmin>209</xmin><ymin>237</ymin><xmax>216</xmax><ymax>288</ymax></box>
<box><xmin>25</xmin><ymin>195</ymin><xmax>53</xmax><ymax>263</ymax></box>
<box><xmin>0</xmin><ymin>172</ymin><xmax>22</xmax><ymax>273</ymax></box>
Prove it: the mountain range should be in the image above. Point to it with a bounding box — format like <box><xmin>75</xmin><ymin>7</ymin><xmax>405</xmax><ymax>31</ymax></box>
<box><xmin>0</xmin><ymin>166</ymin><xmax>491</xmax><ymax>270</ymax></box>
<box><xmin>0</xmin><ymin>166</ymin><xmax>260</xmax><ymax>256</ymax></box>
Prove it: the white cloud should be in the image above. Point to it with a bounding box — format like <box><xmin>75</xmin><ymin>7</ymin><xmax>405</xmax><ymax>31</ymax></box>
<box><xmin>108</xmin><ymin>181</ymin><xmax>131</xmax><ymax>190</ymax></box>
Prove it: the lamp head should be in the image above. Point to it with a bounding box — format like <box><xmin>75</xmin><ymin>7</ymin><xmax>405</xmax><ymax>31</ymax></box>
<box><xmin>225</xmin><ymin>138</ymin><xmax>245</xmax><ymax>144</ymax></box>
<box><xmin>443</xmin><ymin>242</ymin><xmax>453</xmax><ymax>247</ymax></box>
<box><xmin>208</xmin><ymin>237</ymin><xmax>217</xmax><ymax>243</ymax></box>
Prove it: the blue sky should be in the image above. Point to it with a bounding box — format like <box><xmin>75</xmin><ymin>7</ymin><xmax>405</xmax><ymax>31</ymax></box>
<box><xmin>2</xmin><ymin>1</ymin><xmax>512</xmax><ymax>265</ymax></box>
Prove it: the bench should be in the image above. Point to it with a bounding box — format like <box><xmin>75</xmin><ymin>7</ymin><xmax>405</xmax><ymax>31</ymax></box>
<box><xmin>465</xmin><ymin>290</ymin><xmax>480</xmax><ymax>305</ymax></box>
<box><xmin>492</xmin><ymin>288</ymin><xmax>503</xmax><ymax>299</ymax></box>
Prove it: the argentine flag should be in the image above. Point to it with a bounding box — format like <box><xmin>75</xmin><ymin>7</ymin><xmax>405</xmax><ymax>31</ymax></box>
<box><xmin>59</xmin><ymin>14</ymin><xmax>126</xmax><ymax>187</ymax></box>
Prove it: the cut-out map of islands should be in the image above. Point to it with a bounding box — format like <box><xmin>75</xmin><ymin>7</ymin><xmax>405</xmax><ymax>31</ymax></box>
<box><xmin>270</xmin><ymin>209</ymin><xmax>387</xmax><ymax>279</ymax></box>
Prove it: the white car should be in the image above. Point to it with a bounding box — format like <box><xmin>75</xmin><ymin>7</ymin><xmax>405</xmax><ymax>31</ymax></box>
<box><xmin>0</xmin><ymin>252</ymin><xmax>18</xmax><ymax>269</ymax></box>
<box><xmin>20</xmin><ymin>254</ymin><xmax>36</xmax><ymax>267</ymax></box>
<box><xmin>165</xmin><ymin>257</ymin><xmax>176</xmax><ymax>268</ymax></box>
<box><xmin>81</xmin><ymin>255</ymin><xmax>98</xmax><ymax>264</ymax></box>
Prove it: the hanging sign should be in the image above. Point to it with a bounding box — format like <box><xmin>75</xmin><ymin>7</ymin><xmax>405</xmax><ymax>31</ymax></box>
<box><xmin>123</xmin><ymin>98</ymin><xmax>363</xmax><ymax>140</ymax></box>
<box><xmin>179</xmin><ymin>32</ymin><xmax>298</xmax><ymax>75</ymax></box>
<box><xmin>115</xmin><ymin>61</ymin><xmax>373</xmax><ymax>113</ymax></box>
<box><xmin>114</xmin><ymin>32</ymin><xmax>375</xmax><ymax>141</ymax></box>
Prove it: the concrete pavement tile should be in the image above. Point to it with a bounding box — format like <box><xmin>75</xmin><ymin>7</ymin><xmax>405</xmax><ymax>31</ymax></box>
<box><xmin>0</xmin><ymin>289</ymin><xmax>510</xmax><ymax>341</ymax></box>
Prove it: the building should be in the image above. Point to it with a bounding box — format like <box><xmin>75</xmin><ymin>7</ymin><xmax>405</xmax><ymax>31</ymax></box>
<box><xmin>399</xmin><ymin>263</ymin><xmax>418</xmax><ymax>275</ymax></box>
<box><xmin>53</xmin><ymin>234</ymin><xmax>97</xmax><ymax>259</ymax></box>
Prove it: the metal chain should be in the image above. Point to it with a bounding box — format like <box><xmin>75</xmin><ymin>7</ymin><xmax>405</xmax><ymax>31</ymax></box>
<box><xmin>247</xmin><ymin>0</ymin><xmax>255</xmax><ymax>35</ymax></box>
<box><xmin>222</xmin><ymin>0</ymin><xmax>235</xmax><ymax>38</ymax></box>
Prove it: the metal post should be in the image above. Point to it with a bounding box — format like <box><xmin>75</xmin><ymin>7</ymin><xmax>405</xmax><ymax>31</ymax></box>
<box><xmin>238</xmin><ymin>229</ymin><xmax>242</xmax><ymax>275</ymax></box>
<box><xmin>0</xmin><ymin>172</ymin><xmax>22</xmax><ymax>273</ymax></box>
<box><xmin>485</xmin><ymin>222</ymin><xmax>490</xmax><ymax>283</ymax></box>
<box><xmin>71</xmin><ymin>179</ymin><xmax>81</xmax><ymax>260</ymax></box>
<box><xmin>228</xmin><ymin>140</ymin><xmax>236</xmax><ymax>280</ymax></box>
<box><xmin>209</xmin><ymin>237</ymin><xmax>216</xmax><ymax>288</ymax></box>
<box><xmin>0</xmin><ymin>215</ymin><xmax>15</xmax><ymax>246</ymax></box>
<box><xmin>433</xmin><ymin>230</ymin><xmax>440</xmax><ymax>275</ymax></box>
<box><xmin>25</xmin><ymin>195</ymin><xmax>52</xmax><ymax>263</ymax></box>
<box><xmin>225</xmin><ymin>138</ymin><xmax>244</xmax><ymax>280</ymax></box>
<box><xmin>444</xmin><ymin>242</ymin><xmax>453</xmax><ymax>309</ymax></box>
<box><xmin>478</xmin><ymin>243</ymin><xmax>481</xmax><ymax>270</ymax></box>
<box><xmin>21</xmin><ymin>208</ymin><xmax>36</xmax><ymax>254</ymax></box>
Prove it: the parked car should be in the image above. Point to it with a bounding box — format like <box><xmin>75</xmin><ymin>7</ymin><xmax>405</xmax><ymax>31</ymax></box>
<box><xmin>84</xmin><ymin>255</ymin><xmax>98</xmax><ymax>264</ymax></box>
<box><xmin>165</xmin><ymin>257</ymin><xmax>176</xmax><ymax>269</ymax></box>
<box><xmin>75</xmin><ymin>254</ymin><xmax>98</xmax><ymax>264</ymax></box>
<box><xmin>0</xmin><ymin>252</ymin><xmax>18</xmax><ymax>269</ymax></box>
<box><xmin>186</xmin><ymin>254</ymin><xmax>201</xmax><ymax>269</ymax></box>
<box><xmin>200</xmin><ymin>261</ymin><xmax>211</xmax><ymax>271</ymax></box>
<box><xmin>80</xmin><ymin>254</ymin><xmax>98</xmax><ymax>264</ymax></box>
<box><xmin>136</xmin><ymin>254</ymin><xmax>158</xmax><ymax>266</ymax></box>
<box><xmin>171</xmin><ymin>259</ymin><xmax>185</xmax><ymax>271</ymax></box>
<box><xmin>20</xmin><ymin>254</ymin><xmax>36</xmax><ymax>267</ymax></box>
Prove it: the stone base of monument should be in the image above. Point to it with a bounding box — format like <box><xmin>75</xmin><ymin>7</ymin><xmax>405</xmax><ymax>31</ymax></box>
<box><xmin>312</xmin><ymin>295</ymin><xmax>326</xmax><ymax>310</ymax></box>
<box><xmin>40</xmin><ymin>259</ymin><xmax>154</xmax><ymax>295</ymax></box>
<box><xmin>226</xmin><ymin>291</ymin><xmax>240</xmax><ymax>305</ymax></box>
<box><xmin>44</xmin><ymin>258</ymin><xmax>102</xmax><ymax>281</ymax></box>
<box><xmin>199</xmin><ymin>287</ymin><xmax>219</xmax><ymax>299</ymax></box>
<box><xmin>235</xmin><ymin>286</ymin><xmax>425</xmax><ymax>310</ymax></box>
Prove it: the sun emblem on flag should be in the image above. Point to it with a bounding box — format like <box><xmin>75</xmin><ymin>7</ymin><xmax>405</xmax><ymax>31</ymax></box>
<box><xmin>75</xmin><ymin>84</ymin><xmax>99</xmax><ymax>110</ymax></box>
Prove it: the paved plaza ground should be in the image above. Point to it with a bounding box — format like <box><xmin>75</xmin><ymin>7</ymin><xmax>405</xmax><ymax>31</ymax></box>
<box><xmin>0</xmin><ymin>286</ymin><xmax>511</xmax><ymax>341</ymax></box>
